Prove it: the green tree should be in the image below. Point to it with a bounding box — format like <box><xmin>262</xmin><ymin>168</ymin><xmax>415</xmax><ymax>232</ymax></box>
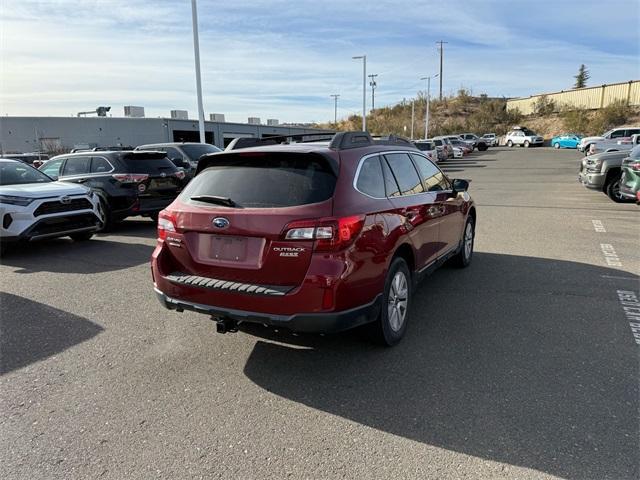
<box><xmin>574</xmin><ymin>64</ymin><xmax>590</xmax><ymax>89</ymax></box>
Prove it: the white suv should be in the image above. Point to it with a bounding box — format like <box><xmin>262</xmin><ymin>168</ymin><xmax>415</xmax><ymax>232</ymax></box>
<box><xmin>579</xmin><ymin>127</ymin><xmax>640</xmax><ymax>153</ymax></box>
<box><xmin>0</xmin><ymin>159</ymin><xmax>102</xmax><ymax>253</ymax></box>
<box><xmin>505</xmin><ymin>128</ymin><xmax>544</xmax><ymax>148</ymax></box>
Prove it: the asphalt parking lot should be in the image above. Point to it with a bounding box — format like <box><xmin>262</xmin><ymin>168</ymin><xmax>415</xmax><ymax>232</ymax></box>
<box><xmin>1</xmin><ymin>147</ymin><xmax>638</xmax><ymax>480</ymax></box>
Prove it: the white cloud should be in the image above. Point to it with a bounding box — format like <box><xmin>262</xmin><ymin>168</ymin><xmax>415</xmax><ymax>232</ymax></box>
<box><xmin>1</xmin><ymin>0</ymin><xmax>638</xmax><ymax>123</ymax></box>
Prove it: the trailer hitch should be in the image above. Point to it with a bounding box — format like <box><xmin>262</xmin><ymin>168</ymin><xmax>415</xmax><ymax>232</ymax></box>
<box><xmin>213</xmin><ymin>317</ymin><xmax>238</xmax><ymax>334</ymax></box>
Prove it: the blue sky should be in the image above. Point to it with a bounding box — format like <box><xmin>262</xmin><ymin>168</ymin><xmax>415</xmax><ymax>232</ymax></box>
<box><xmin>1</xmin><ymin>0</ymin><xmax>639</xmax><ymax>123</ymax></box>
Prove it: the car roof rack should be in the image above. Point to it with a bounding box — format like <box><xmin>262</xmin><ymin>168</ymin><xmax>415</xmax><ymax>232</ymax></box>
<box><xmin>224</xmin><ymin>131</ymin><xmax>416</xmax><ymax>152</ymax></box>
<box><xmin>225</xmin><ymin>132</ymin><xmax>335</xmax><ymax>151</ymax></box>
<box><xmin>329</xmin><ymin>131</ymin><xmax>415</xmax><ymax>150</ymax></box>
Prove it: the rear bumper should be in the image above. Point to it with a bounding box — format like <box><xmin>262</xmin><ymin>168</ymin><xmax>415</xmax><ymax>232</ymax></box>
<box><xmin>154</xmin><ymin>287</ymin><xmax>381</xmax><ymax>334</ymax></box>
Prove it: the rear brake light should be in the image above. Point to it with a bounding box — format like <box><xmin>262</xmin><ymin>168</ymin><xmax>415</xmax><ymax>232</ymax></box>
<box><xmin>112</xmin><ymin>173</ymin><xmax>149</xmax><ymax>183</ymax></box>
<box><xmin>175</xmin><ymin>171</ymin><xmax>186</xmax><ymax>180</ymax></box>
<box><xmin>283</xmin><ymin>215</ymin><xmax>365</xmax><ymax>252</ymax></box>
<box><xmin>157</xmin><ymin>210</ymin><xmax>177</xmax><ymax>240</ymax></box>
<box><xmin>631</xmin><ymin>163</ymin><xmax>640</xmax><ymax>171</ymax></box>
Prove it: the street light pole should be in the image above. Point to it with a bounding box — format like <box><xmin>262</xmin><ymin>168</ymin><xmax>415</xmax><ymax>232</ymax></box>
<box><xmin>420</xmin><ymin>73</ymin><xmax>438</xmax><ymax>139</ymax></box>
<box><xmin>191</xmin><ymin>0</ymin><xmax>206</xmax><ymax>143</ymax></box>
<box><xmin>330</xmin><ymin>94</ymin><xmax>340</xmax><ymax>126</ymax></box>
<box><xmin>352</xmin><ymin>55</ymin><xmax>367</xmax><ymax>131</ymax></box>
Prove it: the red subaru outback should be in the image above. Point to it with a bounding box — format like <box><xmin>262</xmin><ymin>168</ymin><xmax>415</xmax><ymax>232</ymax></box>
<box><xmin>151</xmin><ymin>132</ymin><xmax>475</xmax><ymax>345</ymax></box>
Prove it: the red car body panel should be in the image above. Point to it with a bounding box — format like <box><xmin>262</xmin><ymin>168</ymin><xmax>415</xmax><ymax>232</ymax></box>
<box><xmin>151</xmin><ymin>141</ymin><xmax>474</xmax><ymax>333</ymax></box>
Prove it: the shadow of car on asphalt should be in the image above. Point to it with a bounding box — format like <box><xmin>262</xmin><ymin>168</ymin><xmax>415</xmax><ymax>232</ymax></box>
<box><xmin>0</xmin><ymin>292</ymin><xmax>103</xmax><ymax>375</ymax></box>
<box><xmin>0</xmin><ymin>237</ymin><xmax>153</xmax><ymax>274</ymax></box>
<box><xmin>242</xmin><ymin>252</ymin><xmax>639</xmax><ymax>480</ymax></box>
<box><xmin>97</xmin><ymin>218</ymin><xmax>157</xmax><ymax>240</ymax></box>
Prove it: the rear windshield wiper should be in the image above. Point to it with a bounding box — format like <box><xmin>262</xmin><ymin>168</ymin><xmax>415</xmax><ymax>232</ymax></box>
<box><xmin>190</xmin><ymin>195</ymin><xmax>239</xmax><ymax>207</ymax></box>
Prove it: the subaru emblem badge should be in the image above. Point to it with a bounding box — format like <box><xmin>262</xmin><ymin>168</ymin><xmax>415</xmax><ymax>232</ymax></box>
<box><xmin>59</xmin><ymin>196</ymin><xmax>71</xmax><ymax>204</ymax></box>
<box><xmin>212</xmin><ymin>217</ymin><xmax>230</xmax><ymax>229</ymax></box>
<box><xmin>160</xmin><ymin>172</ymin><xmax>167</xmax><ymax>178</ymax></box>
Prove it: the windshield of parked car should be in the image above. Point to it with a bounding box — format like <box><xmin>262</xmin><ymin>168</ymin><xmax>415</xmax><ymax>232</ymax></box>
<box><xmin>0</xmin><ymin>160</ymin><xmax>52</xmax><ymax>185</ymax></box>
<box><xmin>181</xmin><ymin>144</ymin><xmax>222</xmax><ymax>162</ymax></box>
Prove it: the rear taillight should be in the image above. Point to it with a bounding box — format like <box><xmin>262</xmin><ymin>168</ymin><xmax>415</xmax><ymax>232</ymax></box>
<box><xmin>157</xmin><ymin>210</ymin><xmax>177</xmax><ymax>240</ymax></box>
<box><xmin>283</xmin><ymin>215</ymin><xmax>365</xmax><ymax>252</ymax></box>
<box><xmin>175</xmin><ymin>171</ymin><xmax>186</xmax><ymax>180</ymax></box>
<box><xmin>112</xmin><ymin>173</ymin><xmax>149</xmax><ymax>183</ymax></box>
<box><xmin>631</xmin><ymin>163</ymin><xmax>640</xmax><ymax>171</ymax></box>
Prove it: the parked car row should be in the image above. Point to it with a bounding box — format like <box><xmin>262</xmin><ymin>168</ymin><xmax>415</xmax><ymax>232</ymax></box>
<box><xmin>412</xmin><ymin>132</ymin><xmax>491</xmax><ymax>162</ymax></box>
<box><xmin>0</xmin><ymin>143</ymin><xmax>223</xmax><ymax>253</ymax></box>
<box><xmin>578</xmin><ymin>144</ymin><xmax>640</xmax><ymax>203</ymax></box>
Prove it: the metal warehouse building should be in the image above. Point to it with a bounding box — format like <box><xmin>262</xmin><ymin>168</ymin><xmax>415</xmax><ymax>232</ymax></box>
<box><xmin>0</xmin><ymin>116</ymin><xmax>331</xmax><ymax>154</ymax></box>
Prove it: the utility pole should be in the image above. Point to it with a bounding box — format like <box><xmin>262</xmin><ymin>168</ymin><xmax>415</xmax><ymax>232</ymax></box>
<box><xmin>410</xmin><ymin>100</ymin><xmax>415</xmax><ymax>140</ymax></box>
<box><xmin>368</xmin><ymin>74</ymin><xmax>378</xmax><ymax>111</ymax></box>
<box><xmin>436</xmin><ymin>40</ymin><xmax>448</xmax><ymax>100</ymax></box>
<box><xmin>330</xmin><ymin>94</ymin><xmax>340</xmax><ymax>126</ymax></box>
<box><xmin>191</xmin><ymin>0</ymin><xmax>206</xmax><ymax>143</ymax></box>
<box><xmin>352</xmin><ymin>55</ymin><xmax>367</xmax><ymax>131</ymax></box>
<box><xmin>421</xmin><ymin>74</ymin><xmax>438</xmax><ymax>139</ymax></box>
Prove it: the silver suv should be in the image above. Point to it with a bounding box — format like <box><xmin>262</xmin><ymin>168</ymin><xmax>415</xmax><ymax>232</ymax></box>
<box><xmin>505</xmin><ymin>127</ymin><xmax>544</xmax><ymax>148</ymax></box>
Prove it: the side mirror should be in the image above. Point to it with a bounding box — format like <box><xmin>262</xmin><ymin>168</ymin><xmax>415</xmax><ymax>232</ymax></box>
<box><xmin>452</xmin><ymin>179</ymin><xmax>469</xmax><ymax>194</ymax></box>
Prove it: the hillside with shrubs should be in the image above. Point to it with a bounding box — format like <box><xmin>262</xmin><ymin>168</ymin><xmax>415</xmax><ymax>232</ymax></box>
<box><xmin>317</xmin><ymin>89</ymin><xmax>640</xmax><ymax>140</ymax></box>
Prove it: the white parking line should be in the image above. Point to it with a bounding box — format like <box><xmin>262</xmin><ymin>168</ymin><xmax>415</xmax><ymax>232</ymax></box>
<box><xmin>616</xmin><ymin>290</ymin><xmax>640</xmax><ymax>346</ymax></box>
<box><xmin>592</xmin><ymin>220</ymin><xmax>606</xmax><ymax>232</ymax></box>
<box><xmin>600</xmin><ymin>244</ymin><xmax>622</xmax><ymax>267</ymax></box>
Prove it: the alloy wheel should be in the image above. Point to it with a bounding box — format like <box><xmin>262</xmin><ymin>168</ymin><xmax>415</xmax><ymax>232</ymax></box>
<box><xmin>387</xmin><ymin>271</ymin><xmax>408</xmax><ymax>332</ymax></box>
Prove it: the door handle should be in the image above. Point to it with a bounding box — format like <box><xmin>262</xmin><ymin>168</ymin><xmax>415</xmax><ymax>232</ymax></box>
<box><xmin>76</xmin><ymin>178</ymin><xmax>88</xmax><ymax>183</ymax></box>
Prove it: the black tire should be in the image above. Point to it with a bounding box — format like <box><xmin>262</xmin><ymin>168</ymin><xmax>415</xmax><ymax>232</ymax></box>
<box><xmin>477</xmin><ymin>143</ymin><xmax>488</xmax><ymax>151</ymax></box>
<box><xmin>554</xmin><ymin>142</ymin><xmax>560</xmax><ymax>149</ymax></box>
<box><xmin>96</xmin><ymin>197</ymin><xmax>114</xmax><ymax>232</ymax></box>
<box><xmin>70</xmin><ymin>231</ymin><xmax>94</xmax><ymax>241</ymax></box>
<box><xmin>371</xmin><ymin>257</ymin><xmax>412</xmax><ymax>346</ymax></box>
<box><xmin>149</xmin><ymin>212</ymin><xmax>159</xmax><ymax>223</ymax></box>
<box><xmin>507</xmin><ymin>140</ymin><xmax>513</xmax><ymax>148</ymax></box>
<box><xmin>451</xmin><ymin>216</ymin><xmax>475</xmax><ymax>268</ymax></box>
<box><xmin>605</xmin><ymin>176</ymin><xmax>628</xmax><ymax>203</ymax></box>
<box><xmin>0</xmin><ymin>242</ymin><xmax>8</xmax><ymax>257</ymax></box>
<box><xmin>524</xmin><ymin>140</ymin><xmax>530</xmax><ymax>148</ymax></box>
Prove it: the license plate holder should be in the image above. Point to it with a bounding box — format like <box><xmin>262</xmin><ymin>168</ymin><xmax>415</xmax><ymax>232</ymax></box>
<box><xmin>210</xmin><ymin>235</ymin><xmax>247</xmax><ymax>262</ymax></box>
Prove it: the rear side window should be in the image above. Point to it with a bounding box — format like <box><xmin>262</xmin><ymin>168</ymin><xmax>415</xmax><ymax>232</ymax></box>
<box><xmin>62</xmin><ymin>156</ymin><xmax>90</xmax><ymax>176</ymax></box>
<box><xmin>181</xmin><ymin>144</ymin><xmax>221</xmax><ymax>162</ymax></box>
<box><xmin>384</xmin><ymin>153</ymin><xmax>424</xmax><ymax>195</ymax></box>
<box><xmin>90</xmin><ymin>157</ymin><xmax>112</xmax><ymax>173</ymax></box>
<box><xmin>411</xmin><ymin>154</ymin><xmax>450</xmax><ymax>191</ymax></box>
<box><xmin>415</xmin><ymin>142</ymin><xmax>433</xmax><ymax>151</ymax></box>
<box><xmin>610</xmin><ymin>130</ymin><xmax>625</xmax><ymax>138</ymax></box>
<box><xmin>356</xmin><ymin>156</ymin><xmax>385</xmax><ymax>198</ymax></box>
<box><xmin>122</xmin><ymin>153</ymin><xmax>178</xmax><ymax>174</ymax></box>
<box><xmin>182</xmin><ymin>153</ymin><xmax>336</xmax><ymax>208</ymax></box>
<box><xmin>381</xmin><ymin>157</ymin><xmax>400</xmax><ymax>197</ymax></box>
<box><xmin>40</xmin><ymin>158</ymin><xmax>64</xmax><ymax>178</ymax></box>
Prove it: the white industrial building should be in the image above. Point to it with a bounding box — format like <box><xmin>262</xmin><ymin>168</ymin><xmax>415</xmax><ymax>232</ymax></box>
<box><xmin>0</xmin><ymin>116</ymin><xmax>330</xmax><ymax>153</ymax></box>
